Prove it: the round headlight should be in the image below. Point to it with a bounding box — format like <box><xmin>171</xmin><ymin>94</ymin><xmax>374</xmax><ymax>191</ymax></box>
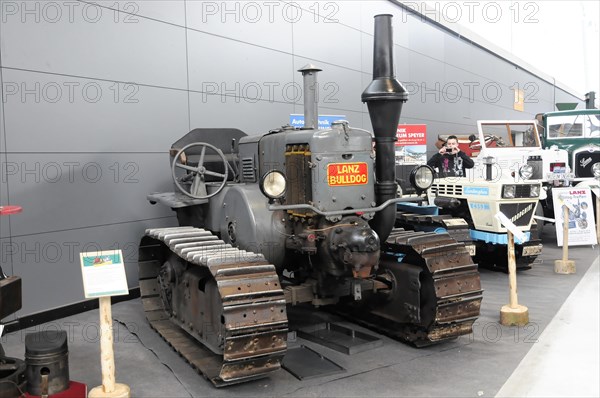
<box><xmin>593</xmin><ymin>162</ymin><xmax>600</xmax><ymax>178</ymax></box>
<box><xmin>410</xmin><ymin>165</ymin><xmax>434</xmax><ymax>191</ymax></box>
<box><xmin>519</xmin><ymin>164</ymin><xmax>534</xmax><ymax>180</ymax></box>
<box><xmin>260</xmin><ymin>170</ymin><xmax>286</xmax><ymax>199</ymax></box>
<box><xmin>503</xmin><ymin>185</ymin><xmax>516</xmax><ymax>198</ymax></box>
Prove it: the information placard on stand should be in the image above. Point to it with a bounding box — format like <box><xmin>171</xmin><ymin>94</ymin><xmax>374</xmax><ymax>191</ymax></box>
<box><xmin>79</xmin><ymin>250</ymin><xmax>131</xmax><ymax>397</ymax></box>
<box><xmin>80</xmin><ymin>250</ymin><xmax>128</xmax><ymax>298</ymax></box>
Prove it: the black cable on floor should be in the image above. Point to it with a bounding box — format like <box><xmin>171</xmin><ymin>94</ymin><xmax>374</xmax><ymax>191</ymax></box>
<box><xmin>112</xmin><ymin>318</ymin><xmax>194</xmax><ymax>398</ymax></box>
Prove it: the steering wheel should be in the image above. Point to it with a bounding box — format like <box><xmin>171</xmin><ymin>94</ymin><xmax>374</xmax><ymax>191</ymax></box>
<box><xmin>171</xmin><ymin>142</ymin><xmax>229</xmax><ymax>199</ymax></box>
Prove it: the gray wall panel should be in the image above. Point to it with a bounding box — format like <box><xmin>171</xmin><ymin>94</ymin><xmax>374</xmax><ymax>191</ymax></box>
<box><xmin>464</xmin><ymin>74</ymin><xmax>517</xmax><ymax>116</ymax></box>
<box><xmin>408</xmin><ymin>51</ymin><xmax>446</xmax><ymax>93</ymax></box>
<box><xmin>11</xmin><ymin>217</ymin><xmax>177</xmax><ymax>316</ymax></box>
<box><xmin>555</xmin><ymin>87</ymin><xmax>581</xmax><ymax>105</ymax></box>
<box><xmin>0</xmin><ymin>92</ymin><xmax>4</xmax><ymax>152</ymax></box>
<box><xmin>187</xmin><ymin>30</ymin><xmax>294</xmax><ymax>104</ymax></box>
<box><xmin>185</xmin><ymin>0</ymin><xmax>293</xmax><ymax>51</ymax></box>
<box><xmin>467</xmin><ymin>96</ymin><xmax>514</xmax><ymax>122</ymax></box>
<box><xmin>407</xmin><ymin>16</ymin><xmax>446</xmax><ymax>61</ymax></box>
<box><xmin>2</xmin><ymin>69</ymin><xmax>190</xmax><ymax>152</ymax></box>
<box><xmin>5</xmin><ymin>153</ymin><xmax>174</xmax><ymax>237</ymax></box>
<box><xmin>439</xmin><ymin>93</ymin><xmax>474</xmax><ymax>130</ymax></box>
<box><xmin>360</xmin><ymin>34</ymin><xmax>373</xmax><ymax>76</ymax></box>
<box><xmin>293</xmin><ymin>16</ymin><xmax>362</xmax><ymax>71</ymax></box>
<box><xmin>285</xmin><ymin>0</ymin><xmax>364</xmax><ymax>31</ymax></box>
<box><xmin>443</xmin><ymin>35</ymin><xmax>472</xmax><ymax>70</ymax></box>
<box><xmin>440</xmin><ymin>65</ymin><xmax>495</xmax><ymax>124</ymax></box>
<box><xmin>481</xmin><ymin>59</ymin><xmax>521</xmax><ymax>90</ymax></box>
<box><xmin>536</xmin><ymin>90</ymin><xmax>557</xmax><ymax>113</ymax></box>
<box><xmin>293</xmin><ymin>56</ymin><xmax>363</xmax><ymax>114</ymax></box>
<box><xmin>468</xmin><ymin>46</ymin><xmax>519</xmax><ymax>88</ymax></box>
<box><xmin>109</xmin><ymin>0</ymin><xmax>186</xmax><ymax>26</ymax></box>
<box><xmin>537</xmin><ymin>99</ymin><xmax>556</xmax><ymax>113</ymax></box>
<box><xmin>189</xmin><ymin>92</ymin><xmax>294</xmax><ymax>134</ymax></box>
<box><xmin>1</xmin><ymin>5</ymin><xmax>188</xmax><ymax>89</ymax></box>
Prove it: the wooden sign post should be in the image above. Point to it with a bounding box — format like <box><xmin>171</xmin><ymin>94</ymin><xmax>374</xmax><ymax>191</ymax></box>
<box><xmin>554</xmin><ymin>205</ymin><xmax>576</xmax><ymax>274</ymax></box>
<box><xmin>495</xmin><ymin>212</ymin><xmax>529</xmax><ymax>326</ymax></box>
<box><xmin>88</xmin><ymin>297</ymin><xmax>130</xmax><ymax>398</ymax></box>
<box><xmin>500</xmin><ymin>231</ymin><xmax>529</xmax><ymax>326</ymax></box>
<box><xmin>80</xmin><ymin>250</ymin><xmax>131</xmax><ymax>398</ymax></box>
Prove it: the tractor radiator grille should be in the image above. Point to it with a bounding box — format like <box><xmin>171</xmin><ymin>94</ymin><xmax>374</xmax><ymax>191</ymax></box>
<box><xmin>499</xmin><ymin>203</ymin><xmax>536</xmax><ymax>227</ymax></box>
<box><xmin>431</xmin><ymin>184</ymin><xmax>463</xmax><ymax>196</ymax></box>
<box><xmin>285</xmin><ymin>144</ymin><xmax>312</xmax><ymax>205</ymax></box>
<box><xmin>241</xmin><ymin>156</ymin><xmax>256</xmax><ymax>182</ymax></box>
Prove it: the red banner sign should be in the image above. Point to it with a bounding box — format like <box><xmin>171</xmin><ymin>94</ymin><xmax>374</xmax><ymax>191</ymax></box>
<box><xmin>396</xmin><ymin>124</ymin><xmax>427</xmax><ymax>146</ymax></box>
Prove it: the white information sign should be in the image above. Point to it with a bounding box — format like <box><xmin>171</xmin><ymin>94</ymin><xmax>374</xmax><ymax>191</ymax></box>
<box><xmin>80</xmin><ymin>249</ymin><xmax>129</xmax><ymax>298</ymax></box>
<box><xmin>552</xmin><ymin>188</ymin><xmax>598</xmax><ymax>246</ymax></box>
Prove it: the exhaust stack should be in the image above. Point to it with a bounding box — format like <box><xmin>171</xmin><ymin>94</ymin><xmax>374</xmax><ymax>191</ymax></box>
<box><xmin>299</xmin><ymin>64</ymin><xmax>323</xmax><ymax>129</ymax></box>
<box><xmin>363</xmin><ymin>14</ymin><xmax>408</xmax><ymax>242</ymax></box>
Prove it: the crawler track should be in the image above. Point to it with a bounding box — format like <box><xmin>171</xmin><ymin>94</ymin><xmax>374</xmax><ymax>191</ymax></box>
<box><xmin>139</xmin><ymin>226</ymin><xmax>482</xmax><ymax>386</ymax></box>
<box><xmin>339</xmin><ymin>228</ymin><xmax>483</xmax><ymax>346</ymax></box>
<box><xmin>138</xmin><ymin>227</ymin><xmax>288</xmax><ymax>387</ymax></box>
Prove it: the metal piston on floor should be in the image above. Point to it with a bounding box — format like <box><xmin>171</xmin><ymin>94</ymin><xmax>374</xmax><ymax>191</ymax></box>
<box><xmin>25</xmin><ymin>330</ymin><xmax>70</xmax><ymax>396</ymax></box>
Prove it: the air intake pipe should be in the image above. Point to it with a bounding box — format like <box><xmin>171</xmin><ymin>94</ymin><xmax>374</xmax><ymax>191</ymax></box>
<box><xmin>363</xmin><ymin>14</ymin><xmax>408</xmax><ymax>242</ymax></box>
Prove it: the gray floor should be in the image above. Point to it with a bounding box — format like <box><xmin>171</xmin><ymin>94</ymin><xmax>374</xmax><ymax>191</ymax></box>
<box><xmin>497</xmin><ymin>256</ymin><xmax>599</xmax><ymax>398</ymax></box>
<box><xmin>2</xmin><ymin>226</ymin><xmax>599</xmax><ymax>397</ymax></box>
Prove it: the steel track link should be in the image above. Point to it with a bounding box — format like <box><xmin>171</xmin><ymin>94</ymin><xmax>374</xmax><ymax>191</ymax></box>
<box><xmin>138</xmin><ymin>227</ymin><xmax>288</xmax><ymax>387</ymax></box>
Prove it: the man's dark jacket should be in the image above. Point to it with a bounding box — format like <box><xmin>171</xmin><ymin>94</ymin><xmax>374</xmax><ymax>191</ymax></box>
<box><xmin>427</xmin><ymin>151</ymin><xmax>474</xmax><ymax>177</ymax></box>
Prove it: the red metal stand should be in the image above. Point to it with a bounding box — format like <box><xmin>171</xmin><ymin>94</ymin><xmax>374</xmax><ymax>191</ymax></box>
<box><xmin>24</xmin><ymin>381</ymin><xmax>88</xmax><ymax>397</ymax></box>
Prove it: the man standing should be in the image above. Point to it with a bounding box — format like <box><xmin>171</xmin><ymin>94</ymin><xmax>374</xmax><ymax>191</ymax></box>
<box><xmin>427</xmin><ymin>135</ymin><xmax>474</xmax><ymax>177</ymax></box>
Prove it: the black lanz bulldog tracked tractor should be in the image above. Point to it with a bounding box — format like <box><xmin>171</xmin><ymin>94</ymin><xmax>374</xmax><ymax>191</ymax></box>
<box><xmin>138</xmin><ymin>15</ymin><xmax>482</xmax><ymax>387</ymax></box>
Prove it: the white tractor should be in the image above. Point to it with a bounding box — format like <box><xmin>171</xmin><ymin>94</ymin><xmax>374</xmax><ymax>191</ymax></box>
<box><xmin>424</xmin><ymin>120</ymin><xmax>557</xmax><ymax>269</ymax></box>
<box><xmin>425</xmin><ymin>173</ymin><xmax>543</xmax><ymax>270</ymax></box>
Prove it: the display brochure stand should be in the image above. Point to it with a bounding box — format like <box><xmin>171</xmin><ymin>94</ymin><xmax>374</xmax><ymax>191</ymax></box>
<box><xmin>495</xmin><ymin>212</ymin><xmax>529</xmax><ymax>326</ymax></box>
<box><xmin>79</xmin><ymin>250</ymin><xmax>130</xmax><ymax>398</ymax></box>
<box><xmin>555</xmin><ymin>205</ymin><xmax>576</xmax><ymax>274</ymax></box>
